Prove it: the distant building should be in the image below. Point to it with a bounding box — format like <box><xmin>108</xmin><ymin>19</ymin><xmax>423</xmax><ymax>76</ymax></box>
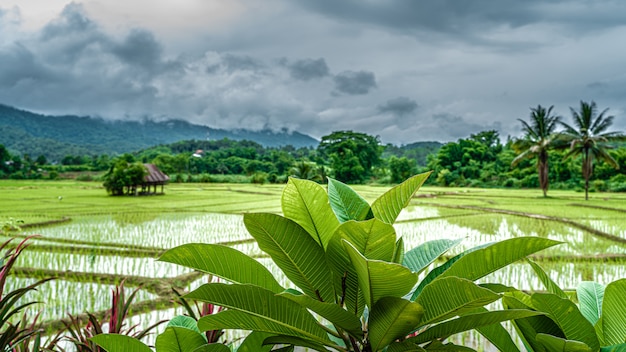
<box><xmin>141</xmin><ymin>164</ymin><xmax>170</xmax><ymax>194</ymax></box>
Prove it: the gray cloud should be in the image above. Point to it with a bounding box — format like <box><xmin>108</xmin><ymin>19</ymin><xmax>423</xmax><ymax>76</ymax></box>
<box><xmin>333</xmin><ymin>70</ymin><xmax>376</xmax><ymax>95</ymax></box>
<box><xmin>432</xmin><ymin>113</ymin><xmax>502</xmax><ymax>140</ymax></box>
<box><xmin>294</xmin><ymin>0</ymin><xmax>626</xmax><ymax>48</ymax></box>
<box><xmin>2</xmin><ymin>0</ymin><xmax>626</xmax><ymax>144</ymax></box>
<box><xmin>286</xmin><ymin>58</ymin><xmax>329</xmax><ymax>81</ymax></box>
<box><xmin>221</xmin><ymin>53</ymin><xmax>264</xmax><ymax>73</ymax></box>
<box><xmin>112</xmin><ymin>29</ymin><xmax>163</xmax><ymax>71</ymax></box>
<box><xmin>378</xmin><ymin>97</ymin><xmax>418</xmax><ymax>115</ymax></box>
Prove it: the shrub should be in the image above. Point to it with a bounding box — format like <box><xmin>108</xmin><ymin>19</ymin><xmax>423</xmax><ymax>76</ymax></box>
<box><xmin>92</xmin><ymin>173</ymin><xmax>560</xmax><ymax>351</ymax></box>
<box><xmin>1</xmin><ymin>236</ymin><xmax>55</xmax><ymax>351</ymax></box>
<box><xmin>505</xmin><ymin>260</ymin><xmax>626</xmax><ymax>351</ymax></box>
<box><xmin>250</xmin><ymin>172</ymin><xmax>267</xmax><ymax>184</ymax></box>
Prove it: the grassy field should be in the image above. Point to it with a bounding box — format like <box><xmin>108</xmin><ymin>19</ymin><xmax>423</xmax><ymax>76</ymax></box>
<box><xmin>2</xmin><ymin>179</ymin><xmax>626</xmax><ymax>341</ymax></box>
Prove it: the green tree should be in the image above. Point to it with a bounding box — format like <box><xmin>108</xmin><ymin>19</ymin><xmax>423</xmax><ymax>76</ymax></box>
<box><xmin>427</xmin><ymin>130</ymin><xmax>502</xmax><ymax>186</ymax></box>
<box><xmin>388</xmin><ymin>156</ymin><xmax>415</xmax><ymax>184</ymax></box>
<box><xmin>511</xmin><ymin>105</ymin><xmax>562</xmax><ymax>197</ymax></box>
<box><xmin>559</xmin><ymin>101</ymin><xmax>625</xmax><ymax>200</ymax></box>
<box><xmin>318</xmin><ymin>131</ymin><xmax>382</xmax><ymax>184</ymax></box>
<box><xmin>102</xmin><ymin>159</ymin><xmax>148</xmax><ymax>195</ymax></box>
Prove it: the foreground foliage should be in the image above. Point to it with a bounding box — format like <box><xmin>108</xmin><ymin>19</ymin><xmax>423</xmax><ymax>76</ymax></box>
<box><xmin>504</xmin><ymin>260</ymin><xmax>626</xmax><ymax>352</ymax></box>
<box><xmin>0</xmin><ymin>236</ymin><xmax>54</xmax><ymax>351</ymax></box>
<box><xmin>92</xmin><ymin>172</ymin><xmax>560</xmax><ymax>351</ymax></box>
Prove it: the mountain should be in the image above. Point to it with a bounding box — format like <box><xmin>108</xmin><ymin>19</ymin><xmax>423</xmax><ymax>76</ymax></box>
<box><xmin>0</xmin><ymin>104</ymin><xmax>319</xmax><ymax>161</ymax></box>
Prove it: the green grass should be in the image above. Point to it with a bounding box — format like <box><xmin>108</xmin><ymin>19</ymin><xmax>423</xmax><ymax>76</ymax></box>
<box><xmin>2</xmin><ymin>179</ymin><xmax>625</xmax><ymax>338</ymax></box>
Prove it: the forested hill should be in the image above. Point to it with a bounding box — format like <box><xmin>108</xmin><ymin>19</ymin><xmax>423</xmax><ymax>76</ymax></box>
<box><xmin>0</xmin><ymin>104</ymin><xmax>318</xmax><ymax>161</ymax></box>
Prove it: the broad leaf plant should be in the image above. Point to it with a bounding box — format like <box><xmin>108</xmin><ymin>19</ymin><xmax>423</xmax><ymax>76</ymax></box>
<box><xmin>93</xmin><ymin>172</ymin><xmax>560</xmax><ymax>351</ymax></box>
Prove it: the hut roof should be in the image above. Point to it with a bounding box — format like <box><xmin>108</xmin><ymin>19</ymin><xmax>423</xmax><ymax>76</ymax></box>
<box><xmin>144</xmin><ymin>164</ymin><xmax>170</xmax><ymax>183</ymax></box>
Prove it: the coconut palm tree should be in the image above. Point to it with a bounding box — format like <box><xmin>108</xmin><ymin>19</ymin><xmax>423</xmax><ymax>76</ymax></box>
<box><xmin>560</xmin><ymin>100</ymin><xmax>625</xmax><ymax>200</ymax></box>
<box><xmin>289</xmin><ymin>161</ymin><xmax>323</xmax><ymax>182</ymax></box>
<box><xmin>512</xmin><ymin>105</ymin><xmax>562</xmax><ymax>197</ymax></box>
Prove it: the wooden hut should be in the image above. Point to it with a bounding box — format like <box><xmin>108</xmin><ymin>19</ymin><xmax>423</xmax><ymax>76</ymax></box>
<box><xmin>141</xmin><ymin>164</ymin><xmax>169</xmax><ymax>195</ymax></box>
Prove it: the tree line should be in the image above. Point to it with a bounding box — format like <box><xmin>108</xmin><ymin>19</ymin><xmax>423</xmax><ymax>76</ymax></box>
<box><xmin>1</xmin><ymin>100</ymin><xmax>625</xmax><ymax>197</ymax></box>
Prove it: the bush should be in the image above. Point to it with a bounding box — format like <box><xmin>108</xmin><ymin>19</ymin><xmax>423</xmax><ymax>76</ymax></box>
<box><xmin>503</xmin><ymin>177</ymin><xmax>521</xmax><ymax>188</ymax></box>
<box><xmin>250</xmin><ymin>172</ymin><xmax>267</xmax><ymax>184</ymax></box>
<box><xmin>75</xmin><ymin>174</ymin><xmax>94</xmax><ymax>181</ymax></box>
<box><xmin>591</xmin><ymin>179</ymin><xmax>607</xmax><ymax>192</ymax></box>
<box><xmin>93</xmin><ymin>173</ymin><xmax>560</xmax><ymax>352</ymax></box>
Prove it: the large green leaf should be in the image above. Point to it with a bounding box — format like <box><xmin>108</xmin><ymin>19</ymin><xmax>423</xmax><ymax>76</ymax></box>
<box><xmin>156</xmin><ymin>327</ymin><xmax>209</xmax><ymax>352</ymax></box>
<box><xmin>343</xmin><ymin>240</ymin><xmax>418</xmax><ymax>308</ymax></box>
<box><xmin>327</xmin><ymin>177</ymin><xmax>373</xmax><ymax>222</ymax></box>
<box><xmin>188</xmin><ymin>283</ymin><xmax>331</xmax><ymax>344</ymax></box>
<box><xmin>475</xmin><ymin>309</ymin><xmax>523</xmax><ymax>352</ymax></box>
<box><xmin>369</xmin><ymin>297</ymin><xmax>424</xmax><ymax>351</ymax></box>
<box><xmin>387</xmin><ymin>341</ymin><xmax>427</xmax><ymax>352</ymax></box>
<box><xmin>159</xmin><ymin>243</ymin><xmax>283</xmax><ymax>293</ymax></box>
<box><xmin>370</xmin><ymin>171</ymin><xmax>430</xmax><ymax>224</ymax></box>
<box><xmin>535</xmin><ymin>334</ymin><xmax>593</xmax><ymax>352</ymax></box>
<box><xmin>403</xmin><ymin>239</ymin><xmax>463</xmax><ymax>275</ymax></box>
<box><xmin>89</xmin><ymin>334</ymin><xmax>152</xmax><ymax>352</ymax></box>
<box><xmin>325</xmin><ymin>218</ymin><xmax>398</xmax><ymax>315</ymax></box>
<box><xmin>236</xmin><ymin>331</ymin><xmax>273</xmax><ymax>352</ymax></box>
<box><xmin>411</xmin><ymin>243</ymin><xmax>492</xmax><ymax>300</ymax></box>
<box><xmin>329</xmin><ymin>219</ymin><xmax>397</xmax><ymax>261</ymax></box>
<box><xmin>423</xmin><ymin>340</ymin><xmax>477</xmax><ymax>351</ymax></box>
<box><xmin>415</xmin><ymin>277</ymin><xmax>501</xmax><ymax>326</ymax></box>
<box><xmin>262</xmin><ymin>335</ymin><xmax>330</xmax><ymax>351</ymax></box>
<box><xmin>503</xmin><ymin>293</ymin><xmax>565</xmax><ymax>352</ymax></box>
<box><xmin>408</xmin><ymin>309</ymin><xmax>542</xmax><ymax>344</ymax></box>
<box><xmin>167</xmin><ymin>315</ymin><xmax>202</xmax><ymax>335</ymax></box>
<box><xmin>244</xmin><ymin>213</ymin><xmax>335</xmax><ymax>302</ymax></box>
<box><xmin>527</xmin><ymin>259</ymin><xmax>567</xmax><ymax>299</ymax></box>
<box><xmin>439</xmin><ymin>237</ymin><xmax>561</xmax><ymax>282</ymax></box>
<box><xmin>531</xmin><ymin>293</ymin><xmax>600</xmax><ymax>351</ymax></box>
<box><xmin>193</xmin><ymin>345</ymin><xmax>231</xmax><ymax>352</ymax></box>
<box><xmin>392</xmin><ymin>237</ymin><xmax>405</xmax><ymax>264</ymax></box>
<box><xmin>278</xmin><ymin>291</ymin><xmax>363</xmax><ymax>338</ymax></box>
<box><xmin>577</xmin><ymin>281</ymin><xmax>605</xmax><ymax>326</ymax></box>
<box><xmin>600</xmin><ymin>343</ymin><xmax>626</xmax><ymax>352</ymax></box>
<box><xmin>602</xmin><ymin>279</ymin><xmax>626</xmax><ymax>346</ymax></box>
<box><xmin>281</xmin><ymin>177</ymin><xmax>340</xmax><ymax>248</ymax></box>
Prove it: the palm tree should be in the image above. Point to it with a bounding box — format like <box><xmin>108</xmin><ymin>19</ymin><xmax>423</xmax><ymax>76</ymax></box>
<box><xmin>289</xmin><ymin>161</ymin><xmax>323</xmax><ymax>182</ymax></box>
<box><xmin>560</xmin><ymin>100</ymin><xmax>625</xmax><ymax>200</ymax></box>
<box><xmin>512</xmin><ymin>105</ymin><xmax>562</xmax><ymax>197</ymax></box>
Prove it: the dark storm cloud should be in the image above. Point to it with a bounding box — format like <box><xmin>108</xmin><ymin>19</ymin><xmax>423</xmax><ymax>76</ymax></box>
<box><xmin>296</xmin><ymin>1</ymin><xmax>536</xmax><ymax>33</ymax></box>
<box><xmin>333</xmin><ymin>70</ymin><xmax>376</xmax><ymax>95</ymax></box>
<box><xmin>205</xmin><ymin>53</ymin><xmax>264</xmax><ymax>74</ymax></box>
<box><xmin>378</xmin><ymin>97</ymin><xmax>418</xmax><ymax>115</ymax></box>
<box><xmin>0</xmin><ymin>3</ymin><xmax>180</xmax><ymax>114</ymax></box>
<box><xmin>0</xmin><ymin>43</ymin><xmax>54</xmax><ymax>86</ymax></box>
<box><xmin>112</xmin><ymin>29</ymin><xmax>163</xmax><ymax>71</ymax></box>
<box><xmin>221</xmin><ymin>54</ymin><xmax>263</xmax><ymax>72</ymax></box>
<box><xmin>432</xmin><ymin>113</ymin><xmax>502</xmax><ymax>140</ymax></box>
<box><xmin>286</xmin><ymin>58</ymin><xmax>329</xmax><ymax>81</ymax></box>
<box><xmin>295</xmin><ymin>0</ymin><xmax>626</xmax><ymax>44</ymax></box>
<box><xmin>40</xmin><ymin>2</ymin><xmax>96</xmax><ymax>39</ymax></box>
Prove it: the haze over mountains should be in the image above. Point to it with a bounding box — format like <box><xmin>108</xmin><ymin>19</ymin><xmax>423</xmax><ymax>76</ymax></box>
<box><xmin>0</xmin><ymin>104</ymin><xmax>320</xmax><ymax>161</ymax></box>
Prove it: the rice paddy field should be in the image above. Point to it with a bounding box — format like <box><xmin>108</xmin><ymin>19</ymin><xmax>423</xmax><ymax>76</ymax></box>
<box><xmin>2</xmin><ymin>179</ymin><xmax>626</xmax><ymax>349</ymax></box>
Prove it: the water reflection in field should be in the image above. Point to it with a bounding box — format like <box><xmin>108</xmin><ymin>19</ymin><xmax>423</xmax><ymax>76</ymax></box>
<box><xmin>11</xmin><ymin>204</ymin><xmax>625</xmax><ymax>351</ymax></box>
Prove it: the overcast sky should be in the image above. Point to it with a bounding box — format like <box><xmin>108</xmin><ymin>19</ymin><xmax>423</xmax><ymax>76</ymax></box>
<box><xmin>1</xmin><ymin>0</ymin><xmax>626</xmax><ymax>144</ymax></box>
